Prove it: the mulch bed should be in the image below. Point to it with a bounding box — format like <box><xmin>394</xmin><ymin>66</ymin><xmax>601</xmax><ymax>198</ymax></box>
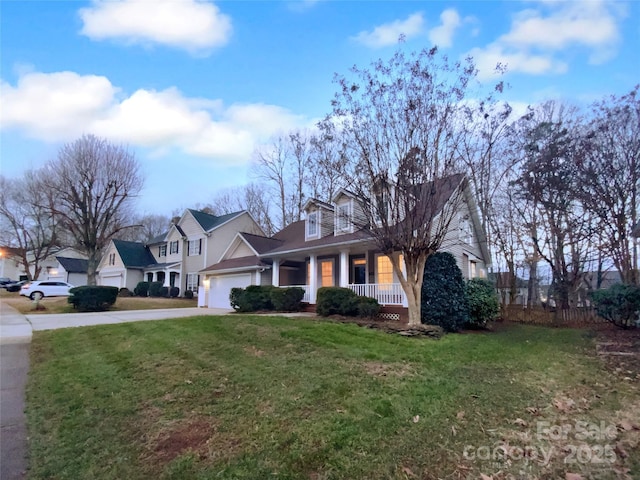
<box><xmin>594</xmin><ymin>325</ymin><xmax>640</xmax><ymax>381</ymax></box>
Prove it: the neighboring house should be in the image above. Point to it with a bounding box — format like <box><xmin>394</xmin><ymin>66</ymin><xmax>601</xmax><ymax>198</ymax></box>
<box><xmin>490</xmin><ymin>272</ymin><xmax>529</xmax><ymax>305</ymax></box>
<box><xmin>43</xmin><ymin>257</ymin><xmax>89</xmax><ymax>286</ymax></box>
<box><xmin>200</xmin><ymin>175</ymin><xmax>491</xmax><ymax>316</ymax></box>
<box><xmin>37</xmin><ymin>248</ymin><xmax>89</xmax><ymax>285</ymax></box>
<box><xmin>0</xmin><ymin>246</ymin><xmax>28</xmax><ymax>281</ymax></box>
<box><xmin>97</xmin><ymin>209</ymin><xmax>264</xmax><ymax>295</ymax></box>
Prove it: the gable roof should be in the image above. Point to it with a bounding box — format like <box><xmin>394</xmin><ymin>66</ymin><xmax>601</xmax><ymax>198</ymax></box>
<box><xmin>56</xmin><ymin>256</ymin><xmax>88</xmax><ymax>274</ymax></box>
<box><xmin>238</xmin><ymin>232</ymin><xmax>284</xmax><ymax>254</ymax></box>
<box><xmin>113</xmin><ymin>239</ymin><xmax>157</xmax><ymax>268</ymax></box>
<box><xmin>188</xmin><ymin>209</ymin><xmax>244</xmax><ymax>232</ymax></box>
<box><xmin>302</xmin><ymin>198</ymin><xmax>334</xmax><ymax>212</ymax></box>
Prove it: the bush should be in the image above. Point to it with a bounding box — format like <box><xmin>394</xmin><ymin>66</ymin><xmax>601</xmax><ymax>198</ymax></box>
<box><xmin>118</xmin><ymin>288</ymin><xmax>132</xmax><ymax>297</ymax></box>
<box><xmin>270</xmin><ymin>287</ymin><xmax>305</xmax><ymax>312</ymax></box>
<box><xmin>68</xmin><ymin>286</ymin><xmax>118</xmax><ymax>312</ymax></box>
<box><xmin>148</xmin><ymin>281</ymin><xmax>164</xmax><ymax>297</ymax></box>
<box><xmin>244</xmin><ymin>285</ymin><xmax>275</xmax><ymax>311</ymax></box>
<box><xmin>591</xmin><ymin>284</ymin><xmax>640</xmax><ymax>329</ymax></box>
<box><xmin>357</xmin><ymin>296</ymin><xmax>380</xmax><ymax>319</ymax></box>
<box><xmin>184</xmin><ymin>289</ymin><xmax>194</xmax><ymax>299</ymax></box>
<box><xmin>159</xmin><ymin>286</ymin><xmax>170</xmax><ymax>298</ymax></box>
<box><xmin>229</xmin><ymin>287</ymin><xmax>248</xmax><ymax>312</ymax></box>
<box><xmin>316</xmin><ymin>287</ymin><xmax>359</xmax><ymax>317</ymax></box>
<box><xmin>133</xmin><ymin>281</ymin><xmax>149</xmax><ymax>297</ymax></box>
<box><xmin>466</xmin><ymin>278</ymin><xmax>499</xmax><ymax>328</ymax></box>
<box><xmin>421</xmin><ymin>252</ymin><xmax>469</xmax><ymax>332</ymax></box>
<box><xmin>169</xmin><ymin>286</ymin><xmax>180</xmax><ymax>298</ymax></box>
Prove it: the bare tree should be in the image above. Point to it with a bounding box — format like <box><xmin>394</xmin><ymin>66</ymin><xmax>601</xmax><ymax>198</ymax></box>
<box><xmin>576</xmin><ymin>86</ymin><xmax>640</xmax><ymax>285</ymax></box>
<box><xmin>40</xmin><ymin>134</ymin><xmax>143</xmax><ymax>284</ymax></box>
<box><xmin>209</xmin><ymin>183</ymin><xmax>274</xmax><ymax>235</ymax></box>
<box><xmin>328</xmin><ymin>47</ymin><xmax>490</xmax><ymax>326</ymax></box>
<box><xmin>0</xmin><ymin>171</ymin><xmax>60</xmax><ymax>280</ymax></box>
<box><xmin>511</xmin><ymin>103</ymin><xmax>592</xmax><ymax>309</ymax></box>
<box><xmin>116</xmin><ymin>213</ymin><xmax>171</xmax><ymax>243</ymax></box>
<box><xmin>252</xmin><ymin>134</ymin><xmax>290</xmax><ymax>230</ymax></box>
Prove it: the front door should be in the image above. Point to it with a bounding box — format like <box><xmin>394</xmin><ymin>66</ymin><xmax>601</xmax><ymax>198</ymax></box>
<box><xmin>352</xmin><ymin>258</ymin><xmax>366</xmax><ymax>284</ymax></box>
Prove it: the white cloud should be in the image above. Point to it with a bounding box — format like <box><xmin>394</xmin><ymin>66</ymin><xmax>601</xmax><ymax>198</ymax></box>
<box><xmin>0</xmin><ymin>71</ymin><xmax>308</xmax><ymax>165</ymax></box>
<box><xmin>79</xmin><ymin>0</ymin><xmax>232</xmax><ymax>54</ymax></box>
<box><xmin>469</xmin><ymin>44</ymin><xmax>568</xmax><ymax>80</ymax></box>
<box><xmin>468</xmin><ymin>0</ymin><xmax>625</xmax><ymax>79</ymax></box>
<box><xmin>352</xmin><ymin>12</ymin><xmax>424</xmax><ymax>48</ymax></box>
<box><xmin>428</xmin><ymin>9</ymin><xmax>461</xmax><ymax>48</ymax></box>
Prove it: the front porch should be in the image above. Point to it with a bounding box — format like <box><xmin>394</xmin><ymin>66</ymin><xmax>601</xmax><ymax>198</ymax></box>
<box><xmin>280</xmin><ymin>283</ymin><xmax>407</xmax><ymax>306</ymax></box>
<box><xmin>272</xmin><ymin>248</ymin><xmax>408</xmax><ymax>307</ymax></box>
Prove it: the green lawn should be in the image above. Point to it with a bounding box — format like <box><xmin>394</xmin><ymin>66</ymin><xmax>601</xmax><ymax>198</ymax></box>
<box><xmin>26</xmin><ymin>317</ymin><xmax>639</xmax><ymax>479</ymax></box>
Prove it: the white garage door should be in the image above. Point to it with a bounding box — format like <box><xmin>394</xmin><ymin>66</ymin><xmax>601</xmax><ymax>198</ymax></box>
<box><xmin>209</xmin><ymin>274</ymin><xmax>252</xmax><ymax>309</ymax></box>
<box><xmin>100</xmin><ymin>275</ymin><xmax>122</xmax><ymax>288</ymax></box>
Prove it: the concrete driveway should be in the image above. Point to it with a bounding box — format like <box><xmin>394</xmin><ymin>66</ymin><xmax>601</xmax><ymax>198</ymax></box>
<box><xmin>0</xmin><ymin>301</ymin><xmax>231</xmax><ymax>480</ymax></box>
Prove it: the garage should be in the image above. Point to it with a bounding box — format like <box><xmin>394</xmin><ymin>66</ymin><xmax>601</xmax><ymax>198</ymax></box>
<box><xmin>100</xmin><ymin>274</ymin><xmax>122</xmax><ymax>288</ymax></box>
<box><xmin>208</xmin><ymin>274</ymin><xmax>252</xmax><ymax>309</ymax></box>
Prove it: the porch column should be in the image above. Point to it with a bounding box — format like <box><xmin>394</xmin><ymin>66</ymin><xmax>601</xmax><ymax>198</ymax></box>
<box><xmin>272</xmin><ymin>259</ymin><xmax>280</xmax><ymax>286</ymax></box>
<box><xmin>256</xmin><ymin>269</ymin><xmax>262</xmax><ymax>286</ymax></box>
<box><xmin>339</xmin><ymin>250</ymin><xmax>349</xmax><ymax>287</ymax></box>
<box><xmin>309</xmin><ymin>254</ymin><xmax>317</xmax><ymax>304</ymax></box>
<box><xmin>163</xmin><ymin>272</ymin><xmax>170</xmax><ymax>287</ymax></box>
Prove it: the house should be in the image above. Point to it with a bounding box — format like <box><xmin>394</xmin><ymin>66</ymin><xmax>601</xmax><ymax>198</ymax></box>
<box><xmin>489</xmin><ymin>272</ymin><xmax>529</xmax><ymax>305</ymax></box>
<box><xmin>0</xmin><ymin>246</ymin><xmax>28</xmax><ymax>281</ymax></box>
<box><xmin>42</xmin><ymin>256</ymin><xmax>89</xmax><ymax>286</ymax></box>
<box><xmin>97</xmin><ymin>209</ymin><xmax>264</xmax><ymax>295</ymax></box>
<box><xmin>199</xmin><ymin>175</ymin><xmax>491</xmax><ymax>318</ymax></box>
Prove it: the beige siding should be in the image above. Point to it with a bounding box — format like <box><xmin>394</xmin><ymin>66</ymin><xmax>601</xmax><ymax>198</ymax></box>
<box><xmin>179</xmin><ymin>212</ymin><xmax>205</xmax><ymax>237</ymax></box>
<box><xmin>227</xmin><ymin>240</ymin><xmax>255</xmax><ymax>259</ymax></box>
<box><xmin>439</xmin><ymin>200</ymin><xmax>486</xmax><ymax>278</ymax></box>
<box><xmin>166</xmin><ymin>229</ymin><xmax>183</xmax><ymax>263</ymax></box>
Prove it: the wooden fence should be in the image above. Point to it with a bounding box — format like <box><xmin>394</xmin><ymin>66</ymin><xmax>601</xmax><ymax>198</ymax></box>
<box><xmin>500</xmin><ymin>305</ymin><xmax>608</xmax><ymax>327</ymax></box>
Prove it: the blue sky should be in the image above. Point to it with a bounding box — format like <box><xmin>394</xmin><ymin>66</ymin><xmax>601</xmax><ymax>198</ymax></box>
<box><xmin>1</xmin><ymin>0</ymin><xmax>638</xmax><ymax>214</ymax></box>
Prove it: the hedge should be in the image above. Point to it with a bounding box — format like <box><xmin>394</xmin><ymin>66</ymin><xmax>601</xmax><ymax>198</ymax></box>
<box><xmin>68</xmin><ymin>286</ymin><xmax>118</xmax><ymax>311</ymax></box>
<box><xmin>148</xmin><ymin>281</ymin><xmax>164</xmax><ymax>297</ymax></box>
<box><xmin>230</xmin><ymin>285</ymin><xmax>305</xmax><ymax>313</ymax></box>
<box><xmin>133</xmin><ymin>281</ymin><xmax>149</xmax><ymax>297</ymax></box>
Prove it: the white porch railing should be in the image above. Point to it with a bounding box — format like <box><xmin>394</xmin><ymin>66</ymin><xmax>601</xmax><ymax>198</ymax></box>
<box><xmin>279</xmin><ymin>283</ymin><xmax>406</xmax><ymax>306</ymax></box>
<box><xmin>347</xmin><ymin>283</ymin><xmax>406</xmax><ymax>306</ymax></box>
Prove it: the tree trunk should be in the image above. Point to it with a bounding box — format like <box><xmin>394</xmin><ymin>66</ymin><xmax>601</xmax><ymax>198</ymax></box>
<box><xmin>405</xmin><ymin>284</ymin><xmax>422</xmax><ymax>326</ymax></box>
<box><xmin>86</xmin><ymin>254</ymin><xmax>99</xmax><ymax>286</ymax></box>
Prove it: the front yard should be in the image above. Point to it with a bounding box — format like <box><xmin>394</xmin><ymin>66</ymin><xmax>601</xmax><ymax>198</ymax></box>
<box><xmin>27</xmin><ymin>316</ymin><xmax>639</xmax><ymax>479</ymax></box>
<box><xmin>0</xmin><ymin>289</ymin><xmax>197</xmax><ymax>314</ymax></box>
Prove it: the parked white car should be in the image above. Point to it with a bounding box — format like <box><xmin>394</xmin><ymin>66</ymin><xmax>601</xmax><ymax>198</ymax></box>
<box><xmin>20</xmin><ymin>281</ymin><xmax>74</xmax><ymax>300</ymax></box>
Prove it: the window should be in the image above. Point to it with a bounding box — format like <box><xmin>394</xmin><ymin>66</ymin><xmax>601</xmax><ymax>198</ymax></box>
<box><xmin>108</xmin><ymin>253</ymin><xmax>116</xmax><ymax>265</ymax></box>
<box><xmin>188</xmin><ymin>239</ymin><xmax>202</xmax><ymax>256</ymax></box>
<box><xmin>158</xmin><ymin>245</ymin><xmax>167</xmax><ymax>257</ymax></box>
<box><xmin>320</xmin><ymin>260</ymin><xmax>334</xmax><ymax>287</ymax></box>
<box><xmin>336</xmin><ymin>203</ymin><xmax>351</xmax><ymax>231</ymax></box>
<box><xmin>307</xmin><ymin>212</ymin><xmax>318</xmax><ymax>236</ymax></box>
<box><xmin>186</xmin><ymin>273</ymin><xmax>199</xmax><ymax>292</ymax></box>
<box><xmin>376</xmin><ymin>255</ymin><xmax>394</xmax><ymax>285</ymax></box>
<box><xmin>376</xmin><ymin>254</ymin><xmax>403</xmax><ymax>285</ymax></box>
<box><xmin>169</xmin><ymin>240</ymin><xmax>179</xmax><ymax>254</ymax></box>
<box><xmin>459</xmin><ymin>215</ymin><xmax>474</xmax><ymax>244</ymax></box>
<box><xmin>470</xmin><ymin>261</ymin><xmax>477</xmax><ymax>278</ymax></box>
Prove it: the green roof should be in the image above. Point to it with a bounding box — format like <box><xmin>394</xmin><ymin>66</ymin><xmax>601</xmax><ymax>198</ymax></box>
<box><xmin>113</xmin><ymin>239</ymin><xmax>157</xmax><ymax>268</ymax></box>
<box><xmin>188</xmin><ymin>209</ymin><xmax>243</xmax><ymax>232</ymax></box>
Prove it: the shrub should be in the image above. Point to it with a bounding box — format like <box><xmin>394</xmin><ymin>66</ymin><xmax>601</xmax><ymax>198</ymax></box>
<box><xmin>169</xmin><ymin>286</ymin><xmax>180</xmax><ymax>298</ymax></box>
<box><xmin>271</xmin><ymin>287</ymin><xmax>305</xmax><ymax>312</ymax></box>
<box><xmin>68</xmin><ymin>286</ymin><xmax>118</xmax><ymax>312</ymax></box>
<box><xmin>118</xmin><ymin>288</ymin><xmax>132</xmax><ymax>297</ymax></box>
<box><xmin>148</xmin><ymin>281</ymin><xmax>164</xmax><ymax>297</ymax></box>
<box><xmin>229</xmin><ymin>287</ymin><xmax>247</xmax><ymax>312</ymax></box>
<box><xmin>316</xmin><ymin>287</ymin><xmax>359</xmax><ymax>317</ymax></box>
<box><xmin>421</xmin><ymin>252</ymin><xmax>469</xmax><ymax>332</ymax></box>
<box><xmin>133</xmin><ymin>281</ymin><xmax>149</xmax><ymax>297</ymax></box>
<box><xmin>184</xmin><ymin>289</ymin><xmax>194</xmax><ymax>299</ymax></box>
<box><xmin>466</xmin><ymin>278</ymin><xmax>499</xmax><ymax>328</ymax></box>
<box><xmin>159</xmin><ymin>286</ymin><xmax>169</xmax><ymax>298</ymax></box>
<box><xmin>357</xmin><ymin>296</ymin><xmax>380</xmax><ymax>319</ymax></box>
<box><xmin>244</xmin><ymin>285</ymin><xmax>275</xmax><ymax>311</ymax></box>
<box><xmin>591</xmin><ymin>284</ymin><xmax>640</xmax><ymax>329</ymax></box>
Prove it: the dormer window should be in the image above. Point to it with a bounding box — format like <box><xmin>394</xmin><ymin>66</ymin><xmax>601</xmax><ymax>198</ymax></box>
<box><xmin>459</xmin><ymin>214</ymin><xmax>473</xmax><ymax>244</ymax></box>
<box><xmin>307</xmin><ymin>212</ymin><xmax>318</xmax><ymax>236</ymax></box>
<box><xmin>336</xmin><ymin>203</ymin><xmax>351</xmax><ymax>232</ymax></box>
